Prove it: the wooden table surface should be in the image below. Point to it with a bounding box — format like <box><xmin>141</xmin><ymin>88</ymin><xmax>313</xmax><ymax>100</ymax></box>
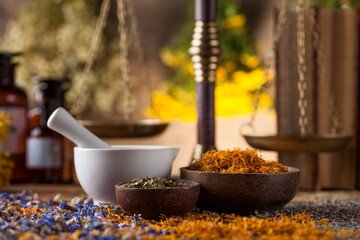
<box><xmin>1</xmin><ymin>184</ymin><xmax>360</xmax><ymax>203</ymax></box>
<box><xmin>0</xmin><ymin>184</ymin><xmax>86</xmax><ymax>200</ymax></box>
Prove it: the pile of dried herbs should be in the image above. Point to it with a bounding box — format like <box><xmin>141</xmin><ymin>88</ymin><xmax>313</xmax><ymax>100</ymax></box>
<box><xmin>0</xmin><ymin>190</ymin><xmax>359</xmax><ymax>239</ymax></box>
<box><xmin>117</xmin><ymin>177</ymin><xmax>188</xmax><ymax>189</ymax></box>
<box><xmin>189</xmin><ymin>148</ymin><xmax>288</xmax><ymax>173</ymax></box>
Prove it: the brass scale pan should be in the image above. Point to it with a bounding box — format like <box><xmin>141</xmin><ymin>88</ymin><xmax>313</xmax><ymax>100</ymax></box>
<box><xmin>243</xmin><ymin>134</ymin><xmax>352</xmax><ymax>152</ymax></box>
<box><xmin>75</xmin><ymin>1</ymin><xmax>169</xmax><ymax>139</ymax></box>
<box><xmin>80</xmin><ymin>119</ymin><xmax>168</xmax><ymax>138</ymax></box>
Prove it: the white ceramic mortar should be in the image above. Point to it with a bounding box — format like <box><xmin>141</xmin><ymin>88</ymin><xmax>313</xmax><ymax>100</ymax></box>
<box><xmin>47</xmin><ymin>108</ymin><xmax>180</xmax><ymax>205</ymax></box>
<box><xmin>74</xmin><ymin>145</ymin><xmax>179</xmax><ymax>204</ymax></box>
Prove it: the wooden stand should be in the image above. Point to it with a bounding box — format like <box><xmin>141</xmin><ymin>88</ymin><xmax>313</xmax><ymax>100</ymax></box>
<box><xmin>190</xmin><ymin>0</ymin><xmax>221</xmax><ymax>160</ymax></box>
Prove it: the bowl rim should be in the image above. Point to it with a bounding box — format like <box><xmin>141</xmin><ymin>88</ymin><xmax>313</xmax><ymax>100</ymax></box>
<box><xmin>80</xmin><ymin>119</ymin><xmax>169</xmax><ymax>126</ymax></box>
<box><xmin>115</xmin><ymin>179</ymin><xmax>200</xmax><ymax>191</ymax></box>
<box><xmin>74</xmin><ymin>145</ymin><xmax>180</xmax><ymax>151</ymax></box>
<box><xmin>180</xmin><ymin>166</ymin><xmax>300</xmax><ymax>175</ymax></box>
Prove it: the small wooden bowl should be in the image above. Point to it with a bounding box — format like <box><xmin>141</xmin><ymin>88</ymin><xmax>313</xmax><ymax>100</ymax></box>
<box><xmin>180</xmin><ymin>166</ymin><xmax>300</xmax><ymax>215</ymax></box>
<box><xmin>115</xmin><ymin>179</ymin><xmax>200</xmax><ymax>219</ymax></box>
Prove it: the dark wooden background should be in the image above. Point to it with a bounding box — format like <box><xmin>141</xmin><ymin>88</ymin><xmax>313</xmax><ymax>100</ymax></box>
<box><xmin>277</xmin><ymin>8</ymin><xmax>359</xmax><ymax>190</ymax></box>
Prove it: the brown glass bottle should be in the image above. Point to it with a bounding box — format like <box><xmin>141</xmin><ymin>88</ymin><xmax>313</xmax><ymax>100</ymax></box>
<box><xmin>26</xmin><ymin>79</ymin><xmax>67</xmax><ymax>183</ymax></box>
<box><xmin>0</xmin><ymin>53</ymin><xmax>28</xmax><ymax>182</ymax></box>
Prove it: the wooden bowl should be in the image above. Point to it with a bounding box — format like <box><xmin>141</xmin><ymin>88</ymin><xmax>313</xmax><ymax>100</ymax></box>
<box><xmin>115</xmin><ymin>179</ymin><xmax>200</xmax><ymax>219</ymax></box>
<box><xmin>180</xmin><ymin>166</ymin><xmax>300</xmax><ymax>215</ymax></box>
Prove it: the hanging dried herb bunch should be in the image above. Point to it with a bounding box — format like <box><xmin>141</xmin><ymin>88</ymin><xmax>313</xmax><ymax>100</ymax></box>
<box><xmin>118</xmin><ymin>177</ymin><xmax>189</xmax><ymax>189</ymax></box>
<box><xmin>189</xmin><ymin>148</ymin><xmax>288</xmax><ymax>173</ymax></box>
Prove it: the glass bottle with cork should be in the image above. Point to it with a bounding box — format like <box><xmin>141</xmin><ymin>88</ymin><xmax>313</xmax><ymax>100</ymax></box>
<box><xmin>26</xmin><ymin>78</ymin><xmax>69</xmax><ymax>183</ymax></box>
<box><xmin>0</xmin><ymin>52</ymin><xmax>28</xmax><ymax>182</ymax></box>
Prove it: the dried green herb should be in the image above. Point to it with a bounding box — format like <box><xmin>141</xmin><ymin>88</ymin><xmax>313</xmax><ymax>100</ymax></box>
<box><xmin>118</xmin><ymin>177</ymin><xmax>188</xmax><ymax>189</ymax></box>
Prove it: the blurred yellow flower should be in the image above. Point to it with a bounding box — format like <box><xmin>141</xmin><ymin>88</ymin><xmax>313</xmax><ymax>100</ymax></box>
<box><xmin>160</xmin><ymin>50</ymin><xmax>182</xmax><ymax>69</ymax></box>
<box><xmin>147</xmin><ymin>66</ymin><xmax>273</xmax><ymax>121</ymax></box>
<box><xmin>146</xmin><ymin>92</ymin><xmax>196</xmax><ymax>121</ymax></box>
<box><xmin>187</xmin><ymin>62</ymin><xmax>194</xmax><ymax>76</ymax></box>
<box><xmin>224</xmin><ymin>61</ymin><xmax>237</xmax><ymax>73</ymax></box>
<box><xmin>223</xmin><ymin>14</ymin><xmax>247</xmax><ymax>30</ymax></box>
<box><xmin>215</xmin><ymin>82</ymin><xmax>253</xmax><ymax>116</ymax></box>
<box><xmin>216</xmin><ymin>66</ymin><xmax>227</xmax><ymax>83</ymax></box>
<box><xmin>171</xmin><ymin>87</ymin><xmax>195</xmax><ymax>106</ymax></box>
<box><xmin>241</xmin><ymin>54</ymin><xmax>260</xmax><ymax>69</ymax></box>
<box><xmin>232</xmin><ymin>68</ymin><xmax>264</xmax><ymax>91</ymax></box>
<box><xmin>258</xmin><ymin>93</ymin><xmax>272</xmax><ymax>108</ymax></box>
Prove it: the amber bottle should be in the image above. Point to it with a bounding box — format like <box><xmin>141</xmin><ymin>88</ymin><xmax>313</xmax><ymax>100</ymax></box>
<box><xmin>26</xmin><ymin>79</ymin><xmax>67</xmax><ymax>183</ymax></box>
<box><xmin>0</xmin><ymin>52</ymin><xmax>28</xmax><ymax>182</ymax></box>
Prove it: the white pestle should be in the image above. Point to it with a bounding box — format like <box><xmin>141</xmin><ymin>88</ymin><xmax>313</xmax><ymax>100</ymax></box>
<box><xmin>47</xmin><ymin>107</ymin><xmax>111</xmax><ymax>148</ymax></box>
